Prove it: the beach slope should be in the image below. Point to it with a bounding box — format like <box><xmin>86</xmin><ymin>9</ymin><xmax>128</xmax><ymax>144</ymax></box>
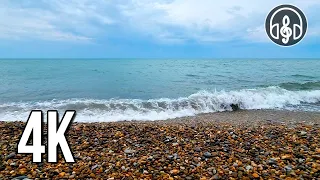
<box><xmin>1</xmin><ymin>110</ymin><xmax>320</xmax><ymax>179</ymax></box>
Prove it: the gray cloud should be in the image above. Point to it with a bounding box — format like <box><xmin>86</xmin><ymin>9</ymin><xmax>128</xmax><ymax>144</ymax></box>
<box><xmin>0</xmin><ymin>0</ymin><xmax>319</xmax><ymax>43</ymax></box>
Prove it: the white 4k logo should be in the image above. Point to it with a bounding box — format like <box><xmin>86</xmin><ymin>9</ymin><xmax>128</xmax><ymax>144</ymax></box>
<box><xmin>17</xmin><ymin>110</ymin><xmax>75</xmax><ymax>163</ymax></box>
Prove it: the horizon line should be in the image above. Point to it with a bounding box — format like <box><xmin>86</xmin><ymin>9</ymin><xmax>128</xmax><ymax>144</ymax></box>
<box><xmin>0</xmin><ymin>58</ymin><xmax>319</xmax><ymax>60</ymax></box>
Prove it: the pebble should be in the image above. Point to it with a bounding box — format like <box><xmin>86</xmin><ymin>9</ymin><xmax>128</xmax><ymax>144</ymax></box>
<box><xmin>212</xmin><ymin>174</ymin><xmax>220</xmax><ymax>179</ymax></box>
<box><xmin>298</xmin><ymin>158</ymin><xmax>305</xmax><ymax>163</ymax></box>
<box><xmin>115</xmin><ymin>131</ymin><xmax>124</xmax><ymax>138</ymax></box>
<box><xmin>69</xmin><ymin>175</ymin><xmax>75</xmax><ymax>178</ymax></box>
<box><xmin>10</xmin><ymin>163</ymin><xmax>16</xmax><ymax>166</ymax></box>
<box><xmin>208</xmin><ymin>167</ymin><xmax>217</xmax><ymax>175</ymax></box>
<box><xmin>252</xmin><ymin>173</ymin><xmax>259</xmax><ymax>178</ymax></box>
<box><xmin>164</xmin><ymin>136</ymin><xmax>173</xmax><ymax>143</ymax></box>
<box><xmin>267</xmin><ymin>158</ymin><xmax>277</xmax><ymax>165</ymax></box>
<box><xmin>281</xmin><ymin>154</ymin><xmax>291</xmax><ymax>160</ymax></box>
<box><xmin>91</xmin><ymin>164</ymin><xmax>99</xmax><ymax>170</ymax></box>
<box><xmin>284</xmin><ymin>165</ymin><xmax>292</xmax><ymax>173</ymax></box>
<box><xmin>124</xmin><ymin>148</ymin><xmax>136</xmax><ymax>154</ymax></box>
<box><xmin>0</xmin><ymin>120</ymin><xmax>319</xmax><ymax>179</ymax></box>
<box><xmin>246</xmin><ymin>165</ymin><xmax>253</xmax><ymax>171</ymax></box>
<box><xmin>299</xmin><ymin>131</ymin><xmax>307</xmax><ymax>136</ymax></box>
<box><xmin>312</xmin><ymin>155</ymin><xmax>320</xmax><ymax>160</ymax></box>
<box><xmin>172</xmin><ymin>142</ymin><xmax>179</xmax><ymax>146</ymax></box>
<box><xmin>6</xmin><ymin>152</ymin><xmax>16</xmax><ymax>160</ymax></box>
<box><xmin>203</xmin><ymin>152</ymin><xmax>212</xmax><ymax>158</ymax></box>
<box><xmin>194</xmin><ymin>147</ymin><xmax>201</xmax><ymax>152</ymax></box>
<box><xmin>11</xmin><ymin>176</ymin><xmax>29</xmax><ymax>180</ymax></box>
<box><xmin>170</xmin><ymin>169</ymin><xmax>179</xmax><ymax>175</ymax></box>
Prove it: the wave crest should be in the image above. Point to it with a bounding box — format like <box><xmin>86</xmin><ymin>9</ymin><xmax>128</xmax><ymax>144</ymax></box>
<box><xmin>1</xmin><ymin>86</ymin><xmax>319</xmax><ymax>122</ymax></box>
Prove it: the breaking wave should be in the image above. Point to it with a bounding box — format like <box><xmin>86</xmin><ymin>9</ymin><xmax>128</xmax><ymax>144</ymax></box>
<box><xmin>0</xmin><ymin>86</ymin><xmax>319</xmax><ymax>122</ymax></box>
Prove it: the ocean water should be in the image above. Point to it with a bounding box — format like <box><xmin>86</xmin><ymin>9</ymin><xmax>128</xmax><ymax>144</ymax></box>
<box><xmin>0</xmin><ymin>59</ymin><xmax>320</xmax><ymax>122</ymax></box>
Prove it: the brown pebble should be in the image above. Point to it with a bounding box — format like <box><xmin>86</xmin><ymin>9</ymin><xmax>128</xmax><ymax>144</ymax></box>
<box><xmin>252</xmin><ymin>173</ymin><xmax>259</xmax><ymax>178</ymax></box>
<box><xmin>170</xmin><ymin>169</ymin><xmax>179</xmax><ymax>175</ymax></box>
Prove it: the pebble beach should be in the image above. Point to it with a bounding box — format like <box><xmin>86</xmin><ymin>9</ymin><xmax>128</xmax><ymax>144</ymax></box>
<box><xmin>1</xmin><ymin>110</ymin><xmax>320</xmax><ymax>179</ymax></box>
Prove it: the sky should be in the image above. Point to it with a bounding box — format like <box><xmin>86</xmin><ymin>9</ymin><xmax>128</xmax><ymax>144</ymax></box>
<box><xmin>0</xmin><ymin>0</ymin><xmax>319</xmax><ymax>58</ymax></box>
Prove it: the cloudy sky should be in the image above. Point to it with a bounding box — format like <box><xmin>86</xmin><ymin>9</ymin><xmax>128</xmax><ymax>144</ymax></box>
<box><xmin>0</xmin><ymin>0</ymin><xmax>319</xmax><ymax>58</ymax></box>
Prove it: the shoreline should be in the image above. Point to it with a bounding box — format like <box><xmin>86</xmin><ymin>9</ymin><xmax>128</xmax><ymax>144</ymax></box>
<box><xmin>1</xmin><ymin>109</ymin><xmax>320</xmax><ymax>125</ymax></box>
<box><xmin>1</xmin><ymin>110</ymin><xmax>320</xmax><ymax>179</ymax></box>
<box><xmin>119</xmin><ymin>109</ymin><xmax>320</xmax><ymax>126</ymax></box>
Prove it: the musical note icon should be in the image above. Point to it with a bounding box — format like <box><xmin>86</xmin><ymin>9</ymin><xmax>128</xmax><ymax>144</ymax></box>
<box><xmin>280</xmin><ymin>15</ymin><xmax>293</xmax><ymax>44</ymax></box>
<box><xmin>266</xmin><ymin>5</ymin><xmax>307</xmax><ymax>46</ymax></box>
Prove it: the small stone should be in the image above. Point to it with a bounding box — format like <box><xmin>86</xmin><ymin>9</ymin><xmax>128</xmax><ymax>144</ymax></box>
<box><xmin>90</xmin><ymin>173</ymin><xmax>95</xmax><ymax>178</ymax></box>
<box><xmin>232</xmin><ymin>134</ymin><xmax>237</xmax><ymax>139</ymax></box>
<box><xmin>168</xmin><ymin>155</ymin><xmax>174</xmax><ymax>160</ymax></box>
<box><xmin>170</xmin><ymin>169</ymin><xmax>179</xmax><ymax>175</ymax></box>
<box><xmin>164</xmin><ymin>136</ymin><xmax>173</xmax><ymax>143</ymax></box>
<box><xmin>168</xmin><ymin>153</ymin><xmax>179</xmax><ymax>160</ymax></box>
<box><xmin>172</xmin><ymin>142</ymin><xmax>179</xmax><ymax>146</ymax></box>
<box><xmin>194</xmin><ymin>147</ymin><xmax>201</xmax><ymax>152</ymax></box>
<box><xmin>203</xmin><ymin>152</ymin><xmax>212</xmax><ymax>158</ymax></box>
<box><xmin>230</xmin><ymin>104</ymin><xmax>240</xmax><ymax>111</ymax></box>
<box><xmin>11</xmin><ymin>176</ymin><xmax>28</xmax><ymax>180</ymax></box>
<box><xmin>312</xmin><ymin>155</ymin><xmax>320</xmax><ymax>160</ymax></box>
<box><xmin>173</xmin><ymin>153</ymin><xmax>179</xmax><ymax>159</ymax></box>
<box><xmin>267</xmin><ymin>158</ymin><xmax>277</xmax><ymax>165</ymax></box>
<box><xmin>246</xmin><ymin>165</ymin><xmax>253</xmax><ymax>171</ymax></box>
<box><xmin>91</xmin><ymin>164</ymin><xmax>99</xmax><ymax>170</ymax></box>
<box><xmin>212</xmin><ymin>168</ymin><xmax>217</xmax><ymax>174</ymax></box>
<box><xmin>124</xmin><ymin>148</ymin><xmax>136</xmax><ymax>154</ymax></box>
<box><xmin>281</xmin><ymin>154</ymin><xmax>291</xmax><ymax>160</ymax></box>
<box><xmin>59</xmin><ymin>172</ymin><xmax>66</xmax><ymax>177</ymax></box>
<box><xmin>212</xmin><ymin>174</ymin><xmax>220</xmax><ymax>180</ymax></box>
<box><xmin>252</xmin><ymin>173</ymin><xmax>259</xmax><ymax>178</ymax></box>
<box><xmin>284</xmin><ymin>165</ymin><xmax>292</xmax><ymax>173</ymax></box>
<box><xmin>298</xmin><ymin>158</ymin><xmax>305</xmax><ymax>163</ymax></box>
<box><xmin>10</xmin><ymin>162</ymin><xmax>17</xmax><ymax>166</ymax></box>
<box><xmin>6</xmin><ymin>152</ymin><xmax>16</xmax><ymax>160</ymax></box>
<box><xmin>299</xmin><ymin>131</ymin><xmax>307</xmax><ymax>136</ymax></box>
<box><xmin>115</xmin><ymin>131</ymin><xmax>124</xmax><ymax>138</ymax></box>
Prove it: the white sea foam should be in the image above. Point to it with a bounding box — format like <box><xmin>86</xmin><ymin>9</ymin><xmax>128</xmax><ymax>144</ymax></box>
<box><xmin>0</xmin><ymin>87</ymin><xmax>319</xmax><ymax>122</ymax></box>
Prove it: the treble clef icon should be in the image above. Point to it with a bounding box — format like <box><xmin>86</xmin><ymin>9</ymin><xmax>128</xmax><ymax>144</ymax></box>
<box><xmin>280</xmin><ymin>15</ymin><xmax>292</xmax><ymax>44</ymax></box>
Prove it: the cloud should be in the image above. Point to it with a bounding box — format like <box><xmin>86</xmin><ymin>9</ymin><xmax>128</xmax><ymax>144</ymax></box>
<box><xmin>119</xmin><ymin>0</ymin><xmax>320</xmax><ymax>43</ymax></box>
<box><xmin>0</xmin><ymin>0</ymin><xmax>115</xmax><ymax>42</ymax></box>
<box><xmin>0</xmin><ymin>0</ymin><xmax>319</xmax><ymax>43</ymax></box>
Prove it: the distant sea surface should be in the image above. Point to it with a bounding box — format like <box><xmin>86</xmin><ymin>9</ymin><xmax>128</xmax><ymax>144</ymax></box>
<box><xmin>0</xmin><ymin>59</ymin><xmax>320</xmax><ymax>122</ymax></box>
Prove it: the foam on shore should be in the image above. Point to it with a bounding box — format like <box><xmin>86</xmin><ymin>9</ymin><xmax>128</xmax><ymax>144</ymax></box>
<box><xmin>0</xmin><ymin>86</ymin><xmax>319</xmax><ymax>122</ymax></box>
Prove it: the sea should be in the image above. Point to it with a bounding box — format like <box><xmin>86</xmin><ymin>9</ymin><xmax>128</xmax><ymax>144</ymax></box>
<box><xmin>0</xmin><ymin>59</ymin><xmax>319</xmax><ymax>122</ymax></box>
